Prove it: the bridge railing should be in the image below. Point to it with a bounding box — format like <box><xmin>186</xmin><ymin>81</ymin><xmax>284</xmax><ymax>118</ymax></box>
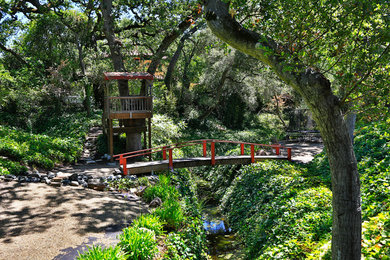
<box><xmin>113</xmin><ymin>139</ymin><xmax>292</xmax><ymax>175</ymax></box>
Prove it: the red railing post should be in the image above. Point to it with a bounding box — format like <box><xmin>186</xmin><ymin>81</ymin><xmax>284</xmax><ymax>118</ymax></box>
<box><xmin>241</xmin><ymin>143</ymin><xmax>245</xmax><ymax>155</ymax></box>
<box><xmin>203</xmin><ymin>140</ymin><xmax>207</xmax><ymax>157</ymax></box>
<box><xmin>162</xmin><ymin>146</ymin><xmax>167</xmax><ymax>160</ymax></box>
<box><xmin>120</xmin><ymin>155</ymin><xmax>128</xmax><ymax>175</ymax></box>
<box><xmin>168</xmin><ymin>148</ymin><xmax>173</xmax><ymax>169</ymax></box>
<box><xmin>251</xmin><ymin>144</ymin><xmax>255</xmax><ymax>163</ymax></box>
<box><xmin>287</xmin><ymin>148</ymin><xmax>292</xmax><ymax>161</ymax></box>
<box><xmin>211</xmin><ymin>141</ymin><xmax>215</xmax><ymax>166</ymax></box>
<box><xmin>275</xmin><ymin>146</ymin><xmax>280</xmax><ymax>155</ymax></box>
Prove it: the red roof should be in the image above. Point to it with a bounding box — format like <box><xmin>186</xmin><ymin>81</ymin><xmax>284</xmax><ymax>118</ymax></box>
<box><xmin>103</xmin><ymin>72</ymin><xmax>154</xmax><ymax>81</ymax></box>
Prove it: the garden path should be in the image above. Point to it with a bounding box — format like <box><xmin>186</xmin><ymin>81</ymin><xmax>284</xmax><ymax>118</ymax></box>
<box><xmin>0</xmin><ymin>178</ymin><xmax>148</xmax><ymax>260</ymax></box>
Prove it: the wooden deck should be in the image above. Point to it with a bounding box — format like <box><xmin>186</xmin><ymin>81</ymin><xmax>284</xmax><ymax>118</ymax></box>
<box><xmin>121</xmin><ymin>155</ymin><xmax>288</xmax><ymax>175</ymax></box>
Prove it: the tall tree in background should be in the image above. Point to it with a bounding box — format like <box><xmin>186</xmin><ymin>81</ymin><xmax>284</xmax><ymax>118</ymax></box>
<box><xmin>204</xmin><ymin>0</ymin><xmax>389</xmax><ymax>259</ymax></box>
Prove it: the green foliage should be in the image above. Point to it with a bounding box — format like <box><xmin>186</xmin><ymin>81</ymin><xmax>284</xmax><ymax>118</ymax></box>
<box><xmin>0</xmin><ymin>125</ymin><xmax>82</xmax><ymax>170</ymax></box>
<box><xmin>0</xmin><ymin>112</ymin><xmax>99</xmax><ymax>173</ymax></box>
<box><xmin>0</xmin><ymin>157</ymin><xmax>27</xmax><ymax>175</ymax></box>
<box><xmin>152</xmin><ymin>114</ymin><xmax>186</xmax><ymax>146</ymax></box>
<box><xmin>132</xmin><ymin>215</ymin><xmax>165</xmax><ymax>236</ymax></box>
<box><xmin>118</xmin><ymin>227</ymin><xmax>158</xmax><ymax>260</ymax></box>
<box><xmin>362</xmin><ymin>212</ymin><xmax>390</xmax><ymax>258</ymax></box>
<box><xmin>153</xmin><ymin>198</ymin><xmax>185</xmax><ymax>231</ymax></box>
<box><xmin>138</xmin><ymin>176</ymin><xmax>150</xmax><ymax>186</ymax></box>
<box><xmin>76</xmin><ymin>245</ymin><xmax>127</xmax><ymax>260</ymax></box>
<box><xmin>143</xmin><ymin>175</ymin><xmax>179</xmax><ymax>203</ymax></box>
<box><xmin>108</xmin><ymin>178</ymin><xmax>138</xmax><ymax>191</ymax></box>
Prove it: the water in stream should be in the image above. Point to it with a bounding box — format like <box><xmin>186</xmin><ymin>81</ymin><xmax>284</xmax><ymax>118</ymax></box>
<box><xmin>202</xmin><ymin>206</ymin><xmax>245</xmax><ymax>259</ymax></box>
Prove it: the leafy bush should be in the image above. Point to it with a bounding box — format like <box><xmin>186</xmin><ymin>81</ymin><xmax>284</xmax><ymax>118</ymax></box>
<box><xmin>118</xmin><ymin>227</ymin><xmax>158</xmax><ymax>260</ymax></box>
<box><xmin>143</xmin><ymin>175</ymin><xmax>179</xmax><ymax>203</ymax></box>
<box><xmin>153</xmin><ymin>198</ymin><xmax>185</xmax><ymax>231</ymax></box>
<box><xmin>132</xmin><ymin>215</ymin><xmax>165</xmax><ymax>235</ymax></box>
<box><xmin>76</xmin><ymin>245</ymin><xmax>127</xmax><ymax>260</ymax></box>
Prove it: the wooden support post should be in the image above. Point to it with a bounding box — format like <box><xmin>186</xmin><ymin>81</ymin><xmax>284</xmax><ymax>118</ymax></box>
<box><xmin>211</xmin><ymin>141</ymin><xmax>215</xmax><ymax>166</ymax></box>
<box><xmin>251</xmin><ymin>144</ymin><xmax>255</xmax><ymax>163</ymax></box>
<box><xmin>240</xmin><ymin>143</ymin><xmax>245</xmax><ymax>155</ymax></box>
<box><xmin>163</xmin><ymin>146</ymin><xmax>167</xmax><ymax>160</ymax></box>
<box><xmin>287</xmin><ymin>148</ymin><xmax>292</xmax><ymax>161</ymax></box>
<box><xmin>275</xmin><ymin>146</ymin><xmax>280</xmax><ymax>155</ymax></box>
<box><xmin>148</xmin><ymin>118</ymin><xmax>152</xmax><ymax>161</ymax></box>
<box><xmin>203</xmin><ymin>140</ymin><xmax>207</xmax><ymax>157</ymax></box>
<box><xmin>143</xmin><ymin>131</ymin><xmax>146</xmax><ymax>149</ymax></box>
<box><xmin>108</xmin><ymin>119</ymin><xmax>114</xmax><ymax>162</ymax></box>
<box><xmin>168</xmin><ymin>148</ymin><xmax>173</xmax><ymax>170</ymax></box>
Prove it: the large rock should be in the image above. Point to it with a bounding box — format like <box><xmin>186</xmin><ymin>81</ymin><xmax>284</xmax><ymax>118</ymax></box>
<box><xmin>134</xmin><ymin>186</ymin><xmax>147</xmax><ymax>197</ymax></box>
<box><xmin>69</xmin><ymin>173</ymin><xmax>79</xmax><ymax>181</ymax></box>
<box><xmin>51</xmin><ymin>177</ymin><xmax>63</xmax><ymax>183</ymax></box>
<box><xmin>149</xmin><ymin>197</ymin><xmax>162</xmax><ymax>208</ymax></box>
<box><xmin>88</xmin><ymin>179</ymin><xmax>106</xmax><ymax>191</ymax></box>
<box><xmin>48</xmin><ymin>172</ymin><xmax>56</xmax><ymax>179</ymax></box>
<box><xmin>50</xmin><ymin>182</ymin><xmax>61</xmax><ymax>187</ymax></box>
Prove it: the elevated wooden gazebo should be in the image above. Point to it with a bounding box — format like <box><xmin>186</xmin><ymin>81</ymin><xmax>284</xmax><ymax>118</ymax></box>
<box><xmin>103</xmin><ymin>72</ymin><xmax>154</xmax><ymax>160</ymax></box>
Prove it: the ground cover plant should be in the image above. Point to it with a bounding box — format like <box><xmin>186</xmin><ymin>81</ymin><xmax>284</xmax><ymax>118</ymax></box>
<box><xmin>0</xmin><ymin>112</ymin><xmax>101</xmax><ymax>174</ymax></box>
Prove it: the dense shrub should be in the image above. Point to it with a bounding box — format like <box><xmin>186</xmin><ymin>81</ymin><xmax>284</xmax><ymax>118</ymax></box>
<box><xmin>76</xmin><ymin>245</ymin><xmax>127</xmax><ymax>260</ymax></box>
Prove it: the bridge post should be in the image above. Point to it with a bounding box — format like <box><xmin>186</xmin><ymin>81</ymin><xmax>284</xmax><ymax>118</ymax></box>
<box><xmin>120</xmin><ymin>155</ymin><xmax>128</xmax><ymax>175</ymax></box>
<box><xmin>251</xmin><ymin>145</ymin><xmax>255</xmax><ymax>163</ymax></box>
<box><xmin>275</xmin><ymin>146</ymin><xmax>280</xmax><ymax>155</ymax></box>
<box><xmin>287</xmin><ymin>148</ymin><xmax>292</xmax><ymax>161</ymax></box>
<box><xmin>211</xmin><ymin>141</ymin><xmax>215</xmax><ymax>166</ymax></box>
<box><xmin>241</xmin><ymin>143</ymin><xmax>245</xmax><ymax>155</ymax></box>
<box><xmin>203</xmin><ymin>140</ymin><xmax>207</xmax><ymax>157</ymax></box>
<box><xmin>163</xmin><ymin>146</ymin><xmax>167</xmax><ymax>160</ymax></box>
<box><xmin>168</xmin><ymin>148</ymin><xmax>173</xmax><ymax>169</ymax></box>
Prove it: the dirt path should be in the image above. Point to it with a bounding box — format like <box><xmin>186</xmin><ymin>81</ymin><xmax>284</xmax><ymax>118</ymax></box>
<box><xmin>282</xmin><ymin>142</ymin><xmax>324</xmax><ymax>163</ymax></box>
<box><xmin>0</xmin><ymin>181</ymin><xmax>148</xmax><ymax>260</ymax></box>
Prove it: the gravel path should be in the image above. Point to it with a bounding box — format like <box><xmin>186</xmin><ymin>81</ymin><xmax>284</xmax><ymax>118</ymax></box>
<box><xmin>0</xmin><ymin>180</ymin><xmax>148</xmax><ymax>260</ymax></box>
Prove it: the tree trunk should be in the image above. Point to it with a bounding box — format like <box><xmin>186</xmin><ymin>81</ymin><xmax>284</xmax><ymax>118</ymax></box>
<box><xmin>77</xmin><ymin>40</ymin><xmax>91</xmax><ymax>116</ymax></box>
<box><xmin>101</xmin><ymin>0</ymin><xmax>142</xmax><ymax>153</ymax></box>
<box><xmin>345</xmin><ymin>112</ymin><xmax>357</xmax><ymax>144</ymax></box>
<box><xmin>204</xmin><ymin>1</ymin><xmax>361</xmax><ymax>259</ymax></box>
<box><xmin>164</xmin><ymin>25</ymin><xmax>200</xmax><ymax>92</ymax></box>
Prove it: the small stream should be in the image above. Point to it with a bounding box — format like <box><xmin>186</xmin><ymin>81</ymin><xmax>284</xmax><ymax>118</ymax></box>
<box><xmin>202</xmin><ymin>206</ymin><xmax>244</xmax><ymax>259</ymax></box>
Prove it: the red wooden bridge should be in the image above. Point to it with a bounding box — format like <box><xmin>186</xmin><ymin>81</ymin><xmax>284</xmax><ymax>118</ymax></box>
<box><xmin>114</xmin><ymin>139</ymin><xmax>292</xmax><ymax>175</ymax></box>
